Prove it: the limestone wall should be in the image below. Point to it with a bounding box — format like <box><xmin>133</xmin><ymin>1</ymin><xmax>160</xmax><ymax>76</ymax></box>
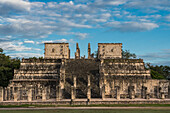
<box><xmin>44</xmin><ymin>43</ymin><xmax>69</xmax><ymax>59</ymax></box>
<box><xmin>13</xmin><ymin>59</ymin><xmax>62</xmax><ymax>80</ymax></box>
<box><xmin>100</xmin><ymin>59</ymin><xmax>150</xmax><ymax>77</ymax></box>
<box><xmin>98</xmin><ymin>43</ymin><xmax>122</xmax><ymax>59</ymax></box>
<box><xmin>104</xmin><ymin>78</ymin><xmax>169</xmax><ymax>99</ymax></box>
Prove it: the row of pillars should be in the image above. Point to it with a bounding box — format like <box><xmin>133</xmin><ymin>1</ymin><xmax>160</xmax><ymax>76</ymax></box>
<box><xmin>0</xmin><ymin>85</ymin><xmax>170</xmax><ymax>101</ymax></box>
<box><xmin>101</xmin><ymin>85</ymin><xmax>167</xmax><ymax>100</ymax></box>
<box><xmin>0</xmin><ymin>85</ymin><xmax>49</xmax><ymax>102</ymax></box>
<box><xmin>102</xmin><ymin>85</ymin><xmax>121</xmax><ymax>100</ymax></box>
<box><xmin>56</xmin><ymin>75</ymin><xmax>91</xmax><ymax>101</ymax></box>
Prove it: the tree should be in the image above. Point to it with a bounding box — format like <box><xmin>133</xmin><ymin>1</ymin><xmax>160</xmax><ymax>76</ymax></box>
<box><xmin>0</xmin><ymin>48</ymin><xmax>20</xmax><ymax>87</ymax></box>
<box><xmin>0</xmin><ymin>48</ymin><xmax>3</xmax><ymax>53</ymax></box>
<box><xmin>146</xmin><ymin>63</ymin><xmax>169</xmax><ymax>79</ymax></box>
<box><xmin>122</xmin><ymin>50</ymin><xmax>136</xmax><ymax>59</ymax></box>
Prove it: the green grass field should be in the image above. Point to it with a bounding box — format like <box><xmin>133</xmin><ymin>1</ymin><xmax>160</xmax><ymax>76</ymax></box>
<box><xmin>0</xmin><ymin>104</ymin><xmax>170</xmax><ymax>108</ymax></box>
<box><xmin>0</xmin><ymin>109</ymin><xmax>170</xmax><ymax>113</ymax></box>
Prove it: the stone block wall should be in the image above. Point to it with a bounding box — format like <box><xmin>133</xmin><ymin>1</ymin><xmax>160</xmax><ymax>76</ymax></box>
<box><xmin>98</xmin><ymin>43</ymin><xmax>122</xmax><ymax>59</ymax></box>
<box><xmin>100</xmin><ymin>59</ymin><xmax>150</xmax><ymax>77</ymax></box>
<box><xmin>44</xmin><ymin>43</ymin><xmax>70</xmax><ymax>59</ymax></box>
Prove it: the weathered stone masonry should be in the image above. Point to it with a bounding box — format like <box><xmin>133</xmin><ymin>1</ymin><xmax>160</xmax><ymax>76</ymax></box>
<box><xmin>0</xmin><ymin>43</ymin><xmax>169</xmax><ymax>104</ymax></box>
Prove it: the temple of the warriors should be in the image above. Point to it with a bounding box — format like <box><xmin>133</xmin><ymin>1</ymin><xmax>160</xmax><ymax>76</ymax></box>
<box><xmin>0</xmin><ymin>43</ymin><xmax>170</xmax><ymax>105</ymax></box>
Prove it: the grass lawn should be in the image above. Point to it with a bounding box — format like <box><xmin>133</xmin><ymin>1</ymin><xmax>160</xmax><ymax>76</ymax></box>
<box><xmin>0</xmin><ymin>109</ymin><xmax>170</xmax><ymax>113</ymax></box>
<box><xmin>0</xmin><ymin>104</ymin><xmax>170</xmax><ymax>108</ymax></box>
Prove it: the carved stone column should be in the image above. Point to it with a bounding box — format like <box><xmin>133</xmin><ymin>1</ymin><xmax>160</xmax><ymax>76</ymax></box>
<box><xmin>74</xmin><ymin>76</ymin><xmax>77</xmax><ymax>88</ymax></box>
<box><xmin>168</xmin><ymin>86</ymin><xmax>170</xmax><ymax>98</ymax></box>
<box><xmin>75</xmin><ymin>43</ymin><xmax>80</xmax><ymax>59</ymax></box>
<box><xmin>141</xmin><ymin>86</ymin><xmax>147</xmax><ymax>99</ymax></box>
<box><xmin>71</xmin><ymin>86</ymin><xmax>75</xmax><ymax>101</ymax></box>
<box><xmin>87</xmin><ymin>86</ymin><xmax>91</xmax><ymax>101</ymax></box>
<box><xmin>129</xmin><ymin>86</ymin><xmax>135</xmax><ymax>99</ymax></box>
<box><xmin>13</xmin><ymin>87</ymin><xmax>19</xmax><ymax>101</ymax></box>
<box><xmin>42</xmin><ymin>87</ymin><xmax>47</xmax><ymax>101</ymax></box>
<box><xmin>145</xmin><ymin>87</ymin><xmax>150</xmax><ymax>99</ymax></box>
<box><xmin>155</xmin><ymin>86</ymin><xmax>160</xmax><ymax>99</ymax></box>
<box><xmin>161</xmin><ymin>92</ymin><xmax>165</xmax><ymax>99</ymax></box>
<box><xmin>102</xmin><ymin>84</ymin><xmax>105</xmax><ymax>100</ymax></box>
<box><xmin>116</xmin><ymin>86</ymin><xmax>120</xmax><ymax>100</ymax></box>
<box><xmin>7</xmin><ymin>87</ymin><xmax>10</xmax><ymax>100</ymax></box>
<box><xmin>88</xmin><ymin>43</ymin><xmax>91</xmax><ymax>59</ymax></box>
<box><xmin>0</xmin><ymin>87</ymin><xmax>4</xmax><ymax>101</ymax></box>
<box><xmin>56</xmin><ymin>85</ymin><xmax>62</xmax><ymax>101</ymax></box>
<box><xmin>4</xmin><ymin>87</ymin><xmax>7</xmax><ymax>101</ymax></box>
<box><xmin>47</xmin><ymin>86</ymin><xmax>50</xmax><ymax>100</ymax></box>
<box><xmin>27</xmin><ymin>87</ymin><xmax>33</xmax><ymax>102</ymax></box>
<box><xmin>87</xmin><ymin>75</ymin><xmax>91</xmax><ymax>101</ymax></box>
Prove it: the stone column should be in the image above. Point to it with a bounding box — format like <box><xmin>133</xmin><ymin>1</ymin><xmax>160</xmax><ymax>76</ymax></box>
<box><xmin>13</xmin><ymin>87</ymin><xmax>19</xmax><ymax>101</ymax></box>
<box><xmin>75</xmin><ymin>43</ymin><xmax>80</xmax><ymax>59</ymax></box>
<box><xmin>88</xmin><ymin>43</ymin><xmax>91</xmax><ymax>59</ymax></box>
<box><xmin>0</xmin><ymin>87</ymin><xmax>4</xmax><ymax>101</ymax></box>
<box><xmin>56</xmin><ymin>85</ymin><xmax>62</xmax><ymax>101</ymax></box>
<box><xmin>42</xmin><ymin>87</ymin><xmax>47</xmax><ymax>101</ymax></box>
<box><xmin>116</xmin><ymin>86</ymin><xmax>120</xmax><ymax>100</ymax></box>
<box><xmin>168</xmin><ymin>86</ymin><xmax>170</xmax><ymax>98</ymax></box>
<box><xmin>102</xmin><ymin>84</ymin><xmax>105</xmax><ymax>100</ymax></box>
<box><xmin>145</xmin><ymin>87</ymin><xmax>150</xmax><ymax>99</ymax></box>
<box><xmin>155</xmin><ymin>86</ymin><xmax>160</xmax><ymax>99</ymax></box>
<box><xmin>47</xmin><ymin>86</ymin><xmax>50</xmax><ymax>100</ymax></box>
<box><xmin>129</xmin><ymin>86</ymin><xmax>135</xmax><ymax>99</ymax></box>
<box><xmin>87</xmin><ymin>75</ymin><xmax>91</xmax><ymax>101</ymax></box>
<box><xmin>4</xmin><ymin>87</ymin><xmax>7</xmax><ymax>101</ymax></box>
<box><xmin>87</xmin><ymin>86</ymin><xmax>91</xmax><ymax>101</ymax></box>
<box><xmin>161</xmin><ymin>92</ymin><xmax>165</xmax><ymax>99</ymax></box>
<box><xmin>141</xmin><ymin>86</ymin><xmax>147</xmax><ymax>99</ymax></box>
<box><xmin>27</xmin><ymin>87</ymin><xmax>32</xmax><ymax>102</ymax></box>
<box><xmin>111</xmin><ymin>88</ymin><xmax>115</xmax><ymax>98</ymax></box>
<box><xmin>71</xmin><ymin>86</ymin><xmax>75</xmax><ymax>101</ymax></box>
<box><xmin>74</xmin><ymin>76</ymin><xmax>77</xmax><ymax>88</ymax></box>
<box><xmin>7</xmin><ymin>87</ymin><xmax>10</xmax><ymax>100</ymax></box>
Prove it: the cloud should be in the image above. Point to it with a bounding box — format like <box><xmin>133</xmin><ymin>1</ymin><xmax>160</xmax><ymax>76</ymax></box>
<box><xmin>152</xmin><ymin>61</ymin><xmax>170</xmax><ymax>66</ymax></box>
<box><xmin>0</xmin><ymin>0</ymin><xmax>31</xmax><ymax>15</ymax></box>
<box><xmin>8</xmin><ymin>53</ymin><xmax>42</xmax><ymax>58</ymax></box>
<box><xmin>165</xmin><ymin>15</ymin><xmax>170</xmax><ymax>22</ymax></box>
<box><xmin>93</xmin><ymin>0</ymin><xmax>126</xmax><ymax>7</ymax></box>
<box><xmin>74</xmin><ymin>33</ymin><xmax>88</xmax><ymax>39</ymax></box>
<box><xmin>125</xmin><ymin>0</ymin><xmax>170</xmax><ymax>11</ymax></box>
<box><xmin>105</xmin><ymin>21</ymin><xmax>159</xmax><ymax>32</ymax></box>
<box><xmin>139</xmin><ymin>49</ymin><xmax>170</xmax><ymax>66</ymax></box>
<box><xmin>0</xmin><ymin>0</ymin><xmax>166</xmax><ymax>40</ymax></box>
<box><xmin>24</xmin><ymin>40</ymin><xmax>35</xmax><ymax>44</ymax></box>
<box><xmin>36</xmin><ymin>39</ymin><xmax>75</xmax><ymax>45</ymax></box>
<box><xmin>0</xmin><ymin>41</ymin><xmax>40</xmax><ymax>51</ymax></box>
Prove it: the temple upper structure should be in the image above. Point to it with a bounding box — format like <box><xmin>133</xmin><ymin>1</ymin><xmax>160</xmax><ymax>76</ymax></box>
<box><xmin>44</xmin><ymin>43</ymin><xmax>70</xmax><ymax>59</ymax></box>
<box><xmin>98</xmin><ymin>43</ymin><xmax>122</xmax><ymax>59</ymax></box>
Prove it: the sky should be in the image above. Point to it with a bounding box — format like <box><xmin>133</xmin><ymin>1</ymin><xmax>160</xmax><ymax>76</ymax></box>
<box><xmin>0</xmin><ymin>0</ymin><xmax>170</xmax><ymax>65</ymax></box>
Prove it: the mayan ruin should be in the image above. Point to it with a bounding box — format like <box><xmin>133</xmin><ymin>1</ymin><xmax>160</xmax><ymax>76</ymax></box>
<box><xmin>0</xmin><ymin>43</ymin><xmax>170</xmax><ymax>105</ymax></box>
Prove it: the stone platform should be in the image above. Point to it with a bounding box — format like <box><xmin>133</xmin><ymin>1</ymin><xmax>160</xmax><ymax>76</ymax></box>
<box><xmin>1</xmin><ymin>99</ymin><xmax>170</xmax><ymax>105</ymax></box>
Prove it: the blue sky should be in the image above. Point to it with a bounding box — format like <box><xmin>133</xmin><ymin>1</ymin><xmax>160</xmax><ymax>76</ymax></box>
<box><xmin>0</xmin><ymin>0</ymin><xmax>170</xmax><ymax>65</ymax></box>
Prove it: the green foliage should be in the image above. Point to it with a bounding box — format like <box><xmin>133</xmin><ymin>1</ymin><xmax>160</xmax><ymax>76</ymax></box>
<box><xmin>122</xmin><ymin>50</ymin><xmax>136</xmax><ymax>59</ymax></box>
<box><xmin>151</xmin><ymin>70</ymin><xmax>165</xmax><ymax>79</ymax></box>
<box><xmin>146</xmin><ymin>63</ymin><xmax>170</xmax><ymax>79</ymax></box>
<box><xmin>0</xmin><ymin>48</ymin><xmax>3</xmax><ymax>53</ymax></box>
<box><xmin>0</xmin><ymin>48</ymin><xmax>20</xmax><ymax>87</ymax></box>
